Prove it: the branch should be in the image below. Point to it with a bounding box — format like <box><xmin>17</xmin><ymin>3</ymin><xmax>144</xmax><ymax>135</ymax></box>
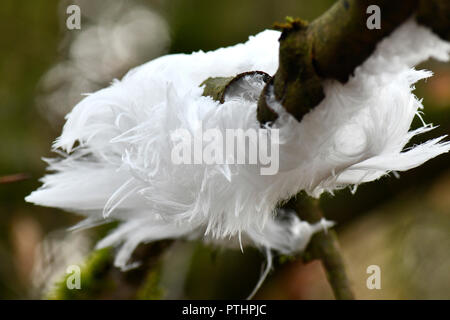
<box><xmin>416</xmin><ymin>0</ymin><xmax>450</xmax><ymax>40</ymax></box>
<box><xmin>0</xmin><ymin>173</ymin><xmax>30</xmax><ymax>184</ymax></box>
<box><xmin>48</xmin><ymin>240</ymin><xmax>173</xmax><ymax>299</ymax></box>
<box><xmin>257</xmin><ymin>0</ymin><xmax>449</xmax><ymax>124</ymax></box>
<box><xmin>290</xmin><ymin>195</ymin><xmax>354</xmax><ymax>300</ymax></box>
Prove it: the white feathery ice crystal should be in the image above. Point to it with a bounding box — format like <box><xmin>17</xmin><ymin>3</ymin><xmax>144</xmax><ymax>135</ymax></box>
<box><xmin>27</xmin><ymin>18</ymin><xmax>450</xmax><ymax>275</ymax></box>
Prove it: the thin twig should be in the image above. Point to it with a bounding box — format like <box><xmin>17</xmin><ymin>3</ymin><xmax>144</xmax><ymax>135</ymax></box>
<box><xmin>292</xmin><ymin>195</ymin><xmax>355</xmax><ymax>300</ymax></box>
<box><xmin>0</xmin><ymin>173</ymin><xmax>31</xmax><ymax>184</ymax></box>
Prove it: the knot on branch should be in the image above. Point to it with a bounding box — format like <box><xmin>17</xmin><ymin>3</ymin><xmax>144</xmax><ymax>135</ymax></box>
<box><xmin>273</xmin><ymin>17</ymin><xmax>309</xmax><ymax>40</ymax></box>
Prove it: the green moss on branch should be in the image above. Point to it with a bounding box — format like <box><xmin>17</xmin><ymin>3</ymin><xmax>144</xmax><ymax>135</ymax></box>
<box><xmin>47</xmin><ymin>240</ymin><xmax>173</xmax><ymax>299</ymax></box>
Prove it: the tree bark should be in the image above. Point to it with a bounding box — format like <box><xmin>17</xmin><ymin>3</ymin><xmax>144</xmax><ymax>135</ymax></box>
<box><xmin>257</xmin><ymin>0</ymin><xmax>449</xmax><ymax>124</ymax></box>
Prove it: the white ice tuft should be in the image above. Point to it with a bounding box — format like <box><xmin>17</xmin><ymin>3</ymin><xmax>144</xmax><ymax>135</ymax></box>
<box><xmin>27</xmin><ymin>19</ymin><xmax>450</xmax><ymax>273</ymax></box>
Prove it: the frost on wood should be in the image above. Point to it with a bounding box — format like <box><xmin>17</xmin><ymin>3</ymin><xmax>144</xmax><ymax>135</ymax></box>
<box><xmin>27</xmin><ymin>19</ymin><xmax>450</xmax><ymax>271</ymax></box>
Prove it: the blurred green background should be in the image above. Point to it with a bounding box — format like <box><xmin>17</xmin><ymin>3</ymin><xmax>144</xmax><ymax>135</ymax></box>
<box><xmin>0</xmin><ymin>0</ymin><xmax>449</xmax><ymax>299</ymax></box>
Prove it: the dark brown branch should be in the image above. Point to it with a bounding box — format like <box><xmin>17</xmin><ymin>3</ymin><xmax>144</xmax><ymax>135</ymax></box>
<box><xmin>416</xmin><ymin>0</ymin><xmax>450</xmax><ymax>41</ymax></box>
<box><xmin>310</xmin><ymin>0</ymin><xmax>417</xmax><ymax>82</ymax></box>
<box><xmin>257</xmin><ymin>0</ymin><xmax>450</xmax><ymax>124</ymax></box>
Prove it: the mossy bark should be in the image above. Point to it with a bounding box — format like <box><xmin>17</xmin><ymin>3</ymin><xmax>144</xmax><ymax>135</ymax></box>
<box><xmin>257</xmin><ymin>0</ymin><xmax>450</xmax><ymax>124</ymax></box>
<box><xmin>47</xmin><ymin>240</ymin><xmax>173</xmax><ymax>299</ymax></box>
